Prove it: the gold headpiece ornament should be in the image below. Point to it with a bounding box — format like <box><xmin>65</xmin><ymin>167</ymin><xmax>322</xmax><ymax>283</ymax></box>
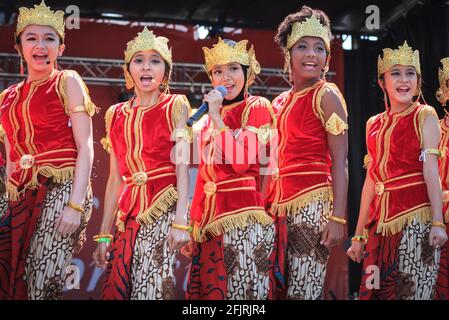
<box><xmin>123</xmin><ymin>27</ymin><xmax>172</xmax><ymax>90</ymax></box>
<box><xmin>436</xmin><ymin>57</ymin><xmax>449</xmax><ymax>106</ymax></box>
<box><xmin>203</xmin><ymin>38</ymin><xmax>261</xmax><ymax>86</ymax></box>
<box><xmin>377</xmin><ymin>41</ymin><xmax>421</xmax><ymax>78</ymax></box>
<box><xmin>286</xmin><ymin>15</ymin><xmax>331</xmax><ymax>51</ymax></box>
<box><xmin>15</xmin><ymin>1</ymin><xmax>65</xmax><ymax>41</ymax></box>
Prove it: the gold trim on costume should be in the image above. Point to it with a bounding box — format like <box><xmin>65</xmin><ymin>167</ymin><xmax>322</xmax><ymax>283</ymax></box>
<box><xmin>57</xmin><ymin>70</ymin><xmax>98</xmax><ymax>117</ymax></box>
<box><xmin>417</xmin><ymin>105</ymin><xmax>439</xmax><ymax>147</ymax></box>
<box><xmin>363</xmin><ymin>154</ymin><xmax>372</xmax><ymax>169</ymax></box>
<box><xmin>100</xmin><ymin>104</ymin><xmax>119</xmax><ymax>153</ymax></box>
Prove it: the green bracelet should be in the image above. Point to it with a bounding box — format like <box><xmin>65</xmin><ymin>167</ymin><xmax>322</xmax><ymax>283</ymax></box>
<box><xmin>95</xmin><ymin>237</ymin><xmax>112</xmax><ymax>243</ymax></box>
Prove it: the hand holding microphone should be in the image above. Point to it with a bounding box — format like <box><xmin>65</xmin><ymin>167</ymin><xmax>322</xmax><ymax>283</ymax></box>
<box><xmin>186</xmin><ymin>86</ymin><xmax>227</xmax><ymax>127</ymax></box>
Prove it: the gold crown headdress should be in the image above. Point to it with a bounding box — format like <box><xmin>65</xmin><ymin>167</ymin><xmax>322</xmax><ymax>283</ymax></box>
<box><xmin>124</xmin><ymin>27</ymin><xmax>172</xmax><ymax>66</ymax></box>
<box><xmin>283</xmin><ymin>15</ymin><xmax>331</xmax><ymax>74</ymax></box>
<box><xmin>123</xmin><ymin>27</ymin><xmax>172</xmax><ymax>90</ymax></box>
<box><xmin>203</xmin><ymin>38</ymin><xmax>261</xmax><ymax>86</ymax></box>
<box><xmin>16</xmin><ymin>1</ymin><xmax>65</xmax><ymax>41</ymax></box>
<box><xmin>377</xmin><ymin>41</ymin><xmax>421</xmax><ymax>78</ymax></box>
<box><xmin>436</xmin><ymin>57</ymin><xmax>449</xmax><ymax>106</ymax></box>
<box><xmin>286</xmin><ymin>15</ymin><xmax>331</xmax><ymax>51</ymax></box>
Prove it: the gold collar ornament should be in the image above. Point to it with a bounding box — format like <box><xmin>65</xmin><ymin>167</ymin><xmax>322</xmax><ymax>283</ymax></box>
<box><xmin>436</xmin><ymin>57</ymin><xmax>449</xmax><ymax>106</ymax></box>
<box><xmin>123</xmin><ymin>27</ymin><xmax>172</xmax><ymax>90</ymax></box>
<box><xmin>16</xmin><ymin>1</ymin><xmax>65</xmax><ymax>41</ymax></box>
<box><xmin>377</xmin><ymin>41</ymin><xmax>421</xmax><ymax>78</ymax></box>
<box><xmin>203</xmin><ymin>38</ymin><xmax>261</xmax><ymax>86</ymax></box>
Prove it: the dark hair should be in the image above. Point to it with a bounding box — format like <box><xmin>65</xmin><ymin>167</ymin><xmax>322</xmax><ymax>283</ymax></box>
<box><xmin>275</xmin><ymin>6</ymin><xmax>331</xmax><ymax>50</ymax></box>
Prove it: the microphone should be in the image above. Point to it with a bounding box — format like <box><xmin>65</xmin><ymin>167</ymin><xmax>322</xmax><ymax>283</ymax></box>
<box><xmin>186</xmin><ymin>86</ymin><xmax>227</xmax><ymax>127</ymax></box>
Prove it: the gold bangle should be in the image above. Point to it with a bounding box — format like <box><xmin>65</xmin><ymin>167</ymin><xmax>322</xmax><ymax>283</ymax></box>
<box><xmin>351</xmin><ymin>235</ymin><xmax>368</xmax><ymax>244</ymax></box>
<box><xmin>171</xmin><ymin>223</ymin><xmax>193</xmax><ymax>233</ymax></box>
<box><xmin>432</xmin><ymin>221</ymin><xmax>447</xmax><ymax>231</ymax></box>
<box><xmin>66</xmin><ymin>201</ymin><xmax>84</xmax><ymax>214</ymax></box>
<box><xmin>329</xmin><ymin>215</ymin><xmax>347</xmax><ymax>225</ymax></box>
<box><xmin>93</xmin><ymin>233</ymin><xmax>113</xmax><ymax>242</ymax></box>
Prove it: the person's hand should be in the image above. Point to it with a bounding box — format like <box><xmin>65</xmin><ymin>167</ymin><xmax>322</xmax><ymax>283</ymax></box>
<box><xmin>347</xmin><ymin>241</ymin><xmax>365</xmax><ymax>263</ymax></box>
<box><xmin>321</xmin><ymin>220</ymin><xmax>344</xmax><ymax>249</ymax></box>
<box><xmin>429</xmin><ymin>225</ymin><xmax>448</xmax><ymax>248</ymax></box>
<box><xmin>92</xmin><ymin>242</ymin><xmax>110</xmax><ymax>269</ymax></box>
<box><xmin>167</xmin><ymin>227</ymin><xmax>190</xmax><ymax>253</ymax></box>
<box><xmin>55</xmin><ymin>206</ymin><xmax>81</xmax><ymax>235</ymax></box>
<box><xmin>203</xmin><ymin>89</ymin><xmax>224</xmax><ymax>117</ymax></box>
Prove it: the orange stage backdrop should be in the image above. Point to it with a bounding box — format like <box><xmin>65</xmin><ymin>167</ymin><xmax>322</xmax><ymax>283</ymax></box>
<box><xmin>0</xmin><ymin>20</ymin><xmax>347</xmax><ymax>300</ymax></box>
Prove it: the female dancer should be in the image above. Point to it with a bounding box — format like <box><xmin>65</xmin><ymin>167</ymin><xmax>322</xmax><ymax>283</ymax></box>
<box><xmin>347</xmin><ymin>42</ymin><xmax>447</xmax><ymax>299</ymax></box>
<box><xmin>266</xmin><ymin>6</ymin><xmax>349</xmax><ymax>300</ymax></box>
<box><xmin>92</xmin><ymin>27</ymin><xmax>191</xmax><ymax>300</ymax></box>
<box><xmin>187</xmin><ymin>38</ymin><xmax>276</xmax><ymax>300</ymax></box>
<box><xmin>434</xmin><ymin>57</ymin><xmax>449</xmax><ymax>300</ymax></box>
<box><xmin>0</xmin><ymin>1</ymin><xmax>95</xmax><ymax>299</ymax></box>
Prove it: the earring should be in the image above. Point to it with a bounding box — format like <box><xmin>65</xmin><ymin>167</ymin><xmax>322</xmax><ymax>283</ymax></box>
<box><xmin>20</xmin><ymin>55</ymin><xmax>24</xmax><ymax>75</ymax></box>
<box><xmin>123</xmin><ymin>66</ymin><xmax>134</xmax><ymax>90</ymax></box>
<box><xmin>383</xmin><ymin>90</ymin><xmax>390</xmax><ymax>111</ymax></box>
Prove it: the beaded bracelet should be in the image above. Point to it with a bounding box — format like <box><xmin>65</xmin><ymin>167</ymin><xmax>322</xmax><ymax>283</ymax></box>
<box><xmin>432</xmin><ymin>221</ymin><xmax>447</xmax><ymax>231</ymax></box>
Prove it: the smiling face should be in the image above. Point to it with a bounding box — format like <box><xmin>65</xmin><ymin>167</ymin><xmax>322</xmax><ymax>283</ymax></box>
<box><xmin>381</xmin><ymin>65</ymin><xmax>419</xmax><ymax>108</ymax></box>
<box><xmin>128</xmin><ymin>50</ymin><xmax>167</xmax><ymax>93</ymax></box>
<box><xmin>290</xmin><ymin>36</ymin><xmax>327</xmax><ymax>81</ymax></box>
<box><xmin>210</xmin><ymin>62</ymin><xmax>245</xmax><ymax>101</ymax></box>
<box><xmin>17</xmin><ymin>24</ymin><xmax>64</xmax><ymax>74</ymax></box>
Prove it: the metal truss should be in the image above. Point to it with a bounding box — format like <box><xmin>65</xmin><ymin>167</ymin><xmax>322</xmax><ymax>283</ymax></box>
<box><xmin>0</xmin><ymin>53</ymin><xmax>335</xmax><ymax>97</ymax></box>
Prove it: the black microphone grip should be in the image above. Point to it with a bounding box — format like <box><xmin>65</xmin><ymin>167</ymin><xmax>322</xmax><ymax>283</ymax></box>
<box><xmin>186</xmin><ymin>86</ymin><xmax>227</xmax><ymax>127</ymax></box>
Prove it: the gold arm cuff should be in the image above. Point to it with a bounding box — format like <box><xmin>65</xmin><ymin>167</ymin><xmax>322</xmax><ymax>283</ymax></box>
<box><xmin>325</xmin><ymin>112</ymin><xmax>348</xmax><ymax>135</ymax></box>
<box><xmin>69</xmin><ymin>105</ymin><xmax>88</xmax><ymax>114</ymax></box>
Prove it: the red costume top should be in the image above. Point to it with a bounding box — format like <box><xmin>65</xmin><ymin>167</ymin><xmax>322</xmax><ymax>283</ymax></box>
<box><xmin>102</xmin><ymin>94</ymin><xmax>190</xmax><ymax>231</ymax></box>
<box><xmin>439</xmin><ymin>115</ymin><xmax>449</xmax><ymax>223</ymax></box>
<box><xmin>365</xmin><ymin>102</ymin><xmax>438</xmax><ymax>235</ymax></box>
<box><xmin>190</xmin><ymin>95</ymin><xmax>275</xmax><ymax>242</ymax></box>
<box><xmin>0</xmin><ymin>70</ymin><xmax>96</xmax><ymax>200</ymax></box>
<box><xmin>265</xmin><ymin>80</ymin><xmax>347</xmax><ymax>217</ymax></box>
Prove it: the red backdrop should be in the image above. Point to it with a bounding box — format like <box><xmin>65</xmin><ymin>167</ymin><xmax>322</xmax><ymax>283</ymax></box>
<box><xmin>0</xmin><ymin>20</ymin><xmax>348</xmax><ymax>300</ymax></box>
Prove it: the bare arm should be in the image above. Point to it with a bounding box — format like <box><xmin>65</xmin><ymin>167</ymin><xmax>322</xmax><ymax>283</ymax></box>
<box><xmin>55</xmin><ymin>74</ymin><xmax>94</xmax><ymax>235</ymax></box>
<box><xmin>320</xmin><ymin>89</ymin><xmax>348</xmax><ymax>248</ymax></box>
<box><xmin>422</xmin><ymin>114</ymin><xmax>447</xmax><ymax>247</ymax></box>
<box><xmin>168</xmin><ymin>104</ymin><xmax>191</xmax><ymax>252</ymax></box>
<box><xmin>100</xmin><ymin>151</ymin><xmax>123</xmax><ymax>234</ymax></box>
